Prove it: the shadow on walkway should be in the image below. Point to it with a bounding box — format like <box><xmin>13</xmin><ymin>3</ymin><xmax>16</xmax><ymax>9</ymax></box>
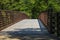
<box><xmin>0</xmin><ymin>28</ymin><xmax>57</xmax><ymax>40</ymax></box>
<box><xmin>38</xmin><ymin>19</ymin><xmax>60</xmax><ymax>40</ymax></box>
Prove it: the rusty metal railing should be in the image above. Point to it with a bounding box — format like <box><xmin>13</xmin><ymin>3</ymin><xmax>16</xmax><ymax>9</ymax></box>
<box><xmin>0</xmin><ymin>10</ymin><xmax>29</xmax><ymax>30</ymax></box>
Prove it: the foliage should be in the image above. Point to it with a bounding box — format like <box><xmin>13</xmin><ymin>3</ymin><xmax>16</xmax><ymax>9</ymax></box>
<box><xmin>48</xmin><ymin>0</ymin><xmax>60</xmax><ymax>12</ymax></box>
<box><xmin>0</xmin><ymin>0</ymin><xmax>60</xmax><ymax>18</ymax></box>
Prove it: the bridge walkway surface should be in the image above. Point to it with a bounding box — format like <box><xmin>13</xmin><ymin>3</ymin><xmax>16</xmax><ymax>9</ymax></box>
<box><xmin>0</xmin><ymin>19</ymin><xmax>59</xmax><ymax>40</ymax></box>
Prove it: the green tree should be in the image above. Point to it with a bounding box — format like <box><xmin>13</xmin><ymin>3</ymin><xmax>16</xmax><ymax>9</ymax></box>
<box><xmin>0</xmin><ymin>0</ymin><xmax>60</xmax><ymax>18</ymax></box>
<box><xmin>48</xmin><ymin>0</ymin><xmax>60</xmax><ymax>12</ymax></box>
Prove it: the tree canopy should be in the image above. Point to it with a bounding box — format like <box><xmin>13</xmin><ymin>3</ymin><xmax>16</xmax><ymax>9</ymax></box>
<box><xmin>0</xmin><ymin>0</ymin><xmax>60</xmax><ymax>18</ymax></box>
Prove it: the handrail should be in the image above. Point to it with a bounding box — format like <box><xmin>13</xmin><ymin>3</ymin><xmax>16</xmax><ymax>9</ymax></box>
<box><xmin>0</xmin><ymin>10</ymin><xmax>29</xmax><ymax>30</ymax></box>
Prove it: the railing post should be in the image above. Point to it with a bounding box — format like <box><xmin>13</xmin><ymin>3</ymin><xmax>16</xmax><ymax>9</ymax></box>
<box><xmin>47</xmin><ymin>5</ymin><xmax>55</xmax><ymax>34</ymax></box>
<box><xmin>1</xmin><ymin>11</ymin><xmax>7</xmax><ymax>26</ymax></box>
<box><xmin>0</xmin><ymin>11</ymin><xmax>4</xmax><ymax>28</ymax></box>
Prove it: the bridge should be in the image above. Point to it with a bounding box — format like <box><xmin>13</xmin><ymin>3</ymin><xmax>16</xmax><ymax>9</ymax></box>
<box><xmin>0</xmin><ymin>10</ymin><xmax>59</xmax><ymax>40</ymax></box>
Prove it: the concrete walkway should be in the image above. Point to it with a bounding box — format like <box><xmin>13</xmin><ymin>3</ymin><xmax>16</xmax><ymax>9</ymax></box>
<box><xmin>1</xmin><ymin>19</ymin><xmax>41</xmax><ymax>31</ymax></box>
<box><xmin>1</xmin><ymin>19</ymin><xmax>49</xmax><ymax>35</ymax></box>
<box><xmin>0</xmin><ymin>19</ymin><xmax>58</xmax><ymax>40</ymax></box>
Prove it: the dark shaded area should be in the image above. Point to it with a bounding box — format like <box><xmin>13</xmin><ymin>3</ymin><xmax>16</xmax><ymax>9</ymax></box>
<box><xmin>0</xmin><ymin>28</ymin><xmax>58</xmax><ymax>40</ymax></box>
<box><xmin>47</xmin><ymin>5</ymin><xmax>60</xmax><ymax>38</ymax></box>
<box><xmin>38</xmin><ymin>19</ymin><xmax>60</xmax><ymax>40</ymax></box>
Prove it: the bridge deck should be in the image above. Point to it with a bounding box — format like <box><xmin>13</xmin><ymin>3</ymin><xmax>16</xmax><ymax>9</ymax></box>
<box><xmin>0</xmin><ymin>19</ymin><xmax>58</xmax><ymax>40</ymax></box>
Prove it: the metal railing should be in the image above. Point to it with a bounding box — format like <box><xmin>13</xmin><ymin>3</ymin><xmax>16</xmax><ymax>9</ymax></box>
<box><xmin>47</xmin><ymin>7</ymin><xmax>60</xmax><ymax>38</ymax></box>
<box><xmin>0</xmin><ymin>10</ymin><xmax>29</xmax><ymax>30</ymax></box>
